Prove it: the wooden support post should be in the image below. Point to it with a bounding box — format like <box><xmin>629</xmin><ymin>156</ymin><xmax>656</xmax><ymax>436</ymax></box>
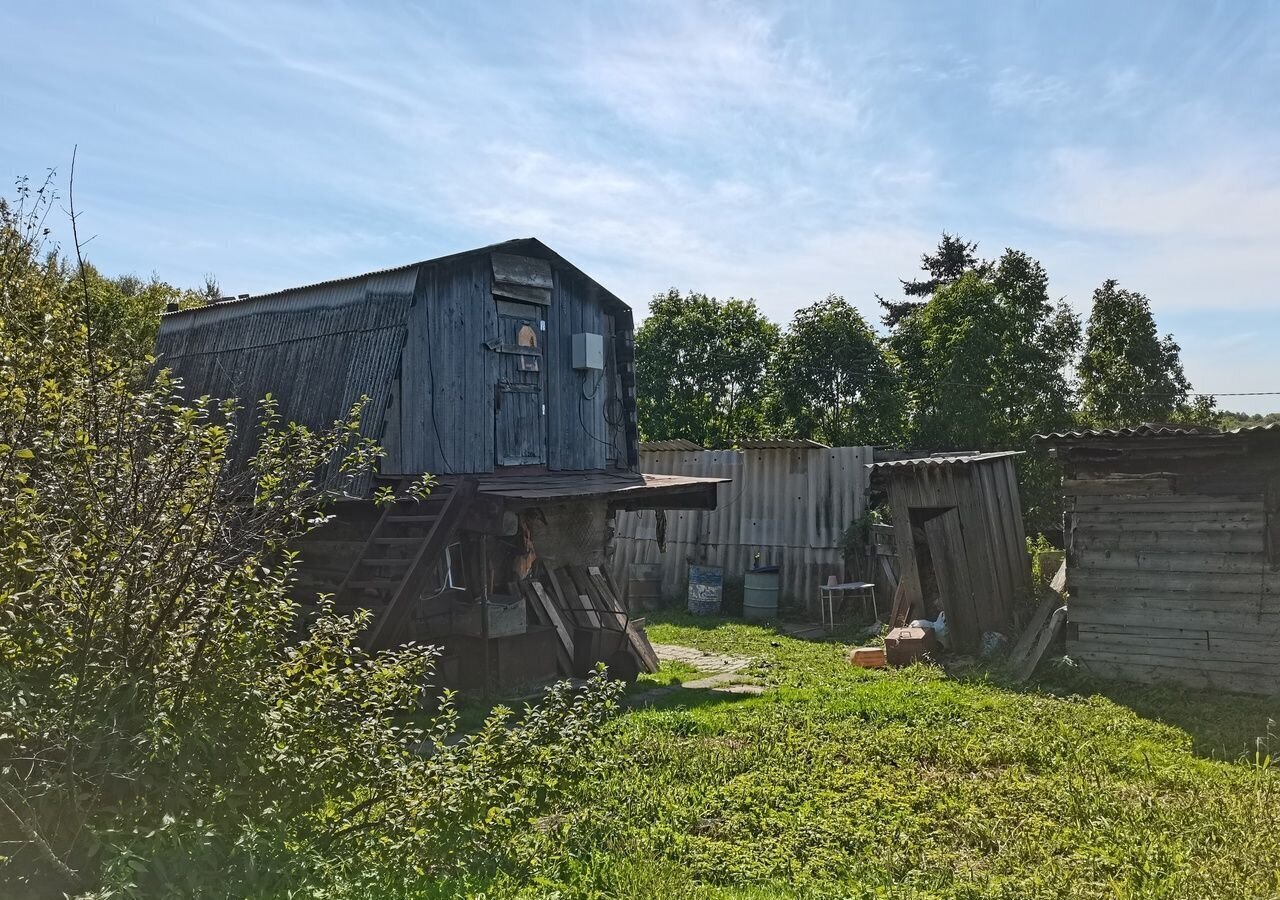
<box><xmin>480</xmin><ymin>534</ymin><xmax>490</xmax><ymax>701</ymax></box>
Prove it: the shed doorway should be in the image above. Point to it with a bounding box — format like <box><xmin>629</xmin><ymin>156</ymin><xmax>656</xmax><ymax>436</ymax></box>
<box><xmin>910</xmin><ymin>506</ymin><xmax>980</xmax><ymax>648</ymax></box>
<box><xmin>494</xmin><ymin>301</ymin><xmax>547</xmax><ymax>466</ymax></box>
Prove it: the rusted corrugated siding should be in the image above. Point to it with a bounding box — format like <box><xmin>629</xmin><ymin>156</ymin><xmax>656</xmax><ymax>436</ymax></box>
<box><xmin>613</xmin><ymin>446</ymin><xmax>872</xmax><ymax>615</ymax></box>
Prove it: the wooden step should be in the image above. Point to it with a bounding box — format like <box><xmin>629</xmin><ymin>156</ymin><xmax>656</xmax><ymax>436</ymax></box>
<box><xmin>345</xmin><ymin>580</ymin><xmax>397</xmax><ymax>592</ymax></box>
<box><xmin>373</xmin><ymin>536</ymin><xmax>429</xmax><ymax>545</ymax></box>
<box><xmin>359</xmin><ymin>557</ymin><xmax>411</xmax><ymax>569</ymax></box>
<box><xmin>385</xmin><ymin>515</ymin><xmax>442</xmax><ymax>525</ymax></box>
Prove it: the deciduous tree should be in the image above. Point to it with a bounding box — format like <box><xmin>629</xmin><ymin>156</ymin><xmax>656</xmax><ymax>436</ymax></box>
<box><xmin>635</xmin><ymin>289</ymin><xmax>779</xmax><ymax>447</ymax></box>
<box><xmin>0</xmin><ymin>175</ymin><xmax>621</xmax><ymax>898</ymax></box>
<box><xmin>769</xmin><ymin>295</ymin><xmax>904</xmax><ymax>445</ymax></box>
<box><xmin>1079</xmin><ymin>279</ymin><xmax>1208</xmax><ymax>427</ymax></box>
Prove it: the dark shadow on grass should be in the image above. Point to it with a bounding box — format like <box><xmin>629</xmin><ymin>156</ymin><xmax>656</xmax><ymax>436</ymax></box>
<box><xmin>645</xmin><ymin>607</ymin><xmax>872</xmax><ymax>644</ymax></box>
<box><xmin>958</xmin><ymin>659</ymin><xmax>1280</xmax><ymax>763</ymax></box>
<box><xmin>622</xmin><ymin>682</ymin><xmax>764</xmax><ymax>714</ymax></box>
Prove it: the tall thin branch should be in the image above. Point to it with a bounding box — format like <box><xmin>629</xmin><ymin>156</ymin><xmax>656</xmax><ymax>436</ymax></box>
<box><xmin>68</xmin><ymin>145</ymin><xmax>98</xmax><ymax>443</ymax></box>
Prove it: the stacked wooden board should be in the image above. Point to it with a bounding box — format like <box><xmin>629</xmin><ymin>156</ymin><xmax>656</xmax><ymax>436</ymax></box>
<box><xmin>517</xmin><ymin>563</ymin><xmax>660</xmax><ymax>679</ymax></box>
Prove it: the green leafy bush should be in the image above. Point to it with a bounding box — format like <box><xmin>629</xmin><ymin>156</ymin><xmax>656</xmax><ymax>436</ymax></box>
<box><xmin>0</xmin><ymin>177</ymin><xmax>622</xmax><ymax>898</ymax></box>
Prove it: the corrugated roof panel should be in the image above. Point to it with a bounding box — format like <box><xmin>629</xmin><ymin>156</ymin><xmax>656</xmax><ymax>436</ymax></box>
<box><xmin>736</xmin><ymin>438</ymin><xmax>830</xmax><ymax>449</ymax></box>
<box><xmin>1225</xmin><ymin>422</ymin><xmax>1280</xmax><ymax>434</ymax></box>
<box><xmin>160</xmin><ymin>236</ymin><xmax>629</xmax><ymax>319</ymax></box>
<box><xmin>155</xmin><ymin>290</ymin><xmax>413</xmax><ymax>496</ymax></box>
<box><xmin>866</xmin><ymin>450</ymin><xmax>1025</xmax><ymax>469</ymax></box>
<box><xmin>639</xmin><ymin>439</ymin><xmax>706</xmax><ymax>452</ymax></box>
<box><xmin>1033</xmin><ymin>423</ymin><xmax>1220</xmax><ymax>441</ymax></box>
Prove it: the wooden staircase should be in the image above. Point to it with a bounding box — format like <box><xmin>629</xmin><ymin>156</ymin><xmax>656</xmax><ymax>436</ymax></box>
<box><xmin>336</xmin><ymin>475</ymin><xmax>478</xmax><ymax>650</ymax></box>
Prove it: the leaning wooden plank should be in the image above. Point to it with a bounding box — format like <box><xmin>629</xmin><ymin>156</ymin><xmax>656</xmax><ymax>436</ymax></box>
<box><xmin>1008</xmin><ymin>592</ymin><xmax>1061</xmax><ymax>672</ymax></box>
<box><xmin>626</xmin><ymin>618</ymin><xmax>661</xmax><ymax>673</ymax></box>
<box><xmin>542</xmin><ymin>565</ymin><xmax>584</xmax><ymax>627</ymax></box>
<box><xmin>552</xmin><ymin>566</ymin><xmax>601</xmax><ymax>629</ymax></box>
<box><xmin>566</xmin><ymin>567</ymin><xmax>606</xmax><ymax>630</ymax></box>
<box><xmin>887</xmin><ymin>581</ymin><xmax>910</xmax><ymax>628</ymax></box>
<box><xmin>530</xmin><ymin>581</ymin><xmax>575</xmax><ymax>673</ymax></box>
<box><xmin>588</xmin><ymin>565</ymin><xmax>659</xmax><ymax>672</ymax></box>
<box><xmin>520</xmin><ymin>581</ymin><xmax>548</xmax><ymax>626</ymax></box>
<box><xmin>878</xmin><ymin>554</ymin><xmax>900</xmax><ymax>596</ymax></box>
<box><xmin>597</xmin><ymin>565</ymin><xmax>628</xmax><ymax>612</ymax></box>
<box><xmin>585</xmin><ymin>566</ymin><xmax>630</xmax><ymax>628</ymax></box>
<box><xmin>1014</xmin><ymin>606</ymin><xmax>1066</xmax><ymax>683</ymax></box>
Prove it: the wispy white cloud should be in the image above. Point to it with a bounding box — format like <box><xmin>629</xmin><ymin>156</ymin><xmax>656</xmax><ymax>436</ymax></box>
<box><xmin>989</xmin><ymin>68</ymin><xmax>1073</xmax><ymax>110</ymax></box>
<box><xmin>564</xmin><ymin>3</ymin><xmax>864</xmax><ymax>135</ymax></box>
<box><xmin>155</xmin><ymin>0</ymin><xmax>925</xmax><ymax>318</ymax></box>
<box><xmin>1026</xmin><ymin>147</ymin><xmax>1280</xmax><ymax>312</ymax></box>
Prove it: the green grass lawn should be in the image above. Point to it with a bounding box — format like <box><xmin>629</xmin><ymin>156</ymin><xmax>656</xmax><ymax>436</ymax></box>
<box><xmin>447</xmin><ymin>613</ymin><xmax>1280</xmax><ymax>899</ymax></box>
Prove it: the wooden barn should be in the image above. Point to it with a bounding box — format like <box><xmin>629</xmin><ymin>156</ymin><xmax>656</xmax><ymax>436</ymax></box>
<box><xmin>1036</xmin><ymin>423</ymin><xmax>1280</xmax><ymax>695</ymax></box>
<box><xmin>868</xmin><ymin>452</ymin><xmax>1033</xmax><ymax>653</ymax></box>
<box><xmin>154</xmin><ymin>238</ymin><xmax>720</xmax><ymax>689</ymax></box>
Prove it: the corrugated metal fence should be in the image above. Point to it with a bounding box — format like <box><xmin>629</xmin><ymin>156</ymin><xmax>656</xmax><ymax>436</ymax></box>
<box><xmin>612</xmin><ymin>444</ymin><xmax>873</xmax><ymax>615</ymax></box>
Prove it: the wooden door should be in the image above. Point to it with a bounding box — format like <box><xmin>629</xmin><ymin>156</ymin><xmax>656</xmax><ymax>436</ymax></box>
<box><xmin>921</xmin><ymin>508</ymin><xmax>980</xmax><ymax>653</ymax></box>
<box><xmin>494</xmin><ymin>303</ymin><xmax>546</xmax><ymax>466</ymax></box>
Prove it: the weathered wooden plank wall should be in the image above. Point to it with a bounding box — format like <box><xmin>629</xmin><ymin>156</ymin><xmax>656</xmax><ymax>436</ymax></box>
<box><xmin>545</xmin><ymin>266</ymin><xmax>611</xmax><ymax>471</ymax></box>
<box><xmin>1063</xmin><ymin>470</ymin><xmax>1280</xmax><ymax>694</ymax></box>
<box><xmin>877</xmin><ymin>456</ymin><xmax>1032</xmax><ymax>651</ymax></box>
<box><xmin>612</xmin><ymin>446</ymin><xmax>872</xmax><ymax>615</ymax></box>
<box><xmin>398</xmin><ymin>256</ymin><xmax>496</xmax><ymax>475</ymax></box>
<box><xmin>393</xmin><ymin>252</ymin><xmax>627</xmax><ymax>476</ymax></box>
<box><xmin>159</xmin><ymin>241</ymin><xmax>634</xmax><ymax>484</ymax></box>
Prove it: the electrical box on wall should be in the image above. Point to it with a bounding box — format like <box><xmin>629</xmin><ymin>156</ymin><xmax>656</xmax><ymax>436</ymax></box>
<box><xmin>571</xmin><ymin>332</ymin><xmax>605</xmax><ymax>370</ymax></box>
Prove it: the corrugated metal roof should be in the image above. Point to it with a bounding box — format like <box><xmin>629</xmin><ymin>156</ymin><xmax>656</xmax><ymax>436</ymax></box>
<box><xmin>736</xmin><ymin>438</ymin><xmax>830</xmax><ymax>449</ymax></box>
<box><xmin>867</xmin><ymin>450</ymin><xmax>1024</xmax><ymax>469</ymax></box>
<box><xmin>640</xmin><ymin>439</ymin><xmax>706</xmax><ymax>452</ymax></box>
<box><xmin>1033</xmin><ymin>423</ymin><xmax>1220</xmax><ymax>441</ymax></box>
<box><xmin>463</xmin><ymin>470</ymin><xmax>726</xmax><ymax>501</ymax></box>
<box><xmin>155</xmin><ymin>290</ymin><xmax>412</xmax><ymax>496</ymax></box>
<box><xmin>1224</xmin><ymin>422</ymin><xmax>1280</xmax><ymax>434</ymax></box>
<box><xmin>161</xmin><ymin>236</ymin><xmax>628</xmax><ymax>320</ymax></box>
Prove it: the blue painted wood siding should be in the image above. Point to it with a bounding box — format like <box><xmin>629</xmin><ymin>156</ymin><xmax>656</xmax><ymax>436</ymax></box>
<box><xmin>392</xmin><ymin>252</ymin><xmax>628</xmax><ymax>475</ymax></box>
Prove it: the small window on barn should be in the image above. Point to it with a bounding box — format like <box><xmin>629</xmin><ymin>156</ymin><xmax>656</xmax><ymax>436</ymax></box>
<box><xmin>516</xmin><ymin>323</ymin><xmax>539</xmax><ymax>372</ymax></box>
<box><xmin>492</xmin><ymin>253</ymin><xmax>552</xmax><ymax>305</ymax></box>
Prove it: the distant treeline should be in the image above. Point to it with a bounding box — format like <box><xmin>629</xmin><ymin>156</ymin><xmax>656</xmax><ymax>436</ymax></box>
<box><xmin>635</xmin><ymin>234</ymin><xmax>1220</xmax><ymax>533</ymax></box>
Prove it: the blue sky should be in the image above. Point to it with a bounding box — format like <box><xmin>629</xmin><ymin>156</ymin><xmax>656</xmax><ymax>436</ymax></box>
<box><xmin>4</xmin><ymin>1</ymin><xmax>1280</xmax><ymax>411</ymax></box>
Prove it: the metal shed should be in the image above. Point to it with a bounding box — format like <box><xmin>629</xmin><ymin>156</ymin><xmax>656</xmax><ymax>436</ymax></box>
<box><xmin>614</xmin><ymin>441</ymin><xmax>873</xmax><ymax>616</ymax></box>
<box><xmin>1036</xmin><ymin>423</ymin><xmax>1280</xmax><ymax>694</ymax></box>
<box><xmin>868</xmin><ymin>451</ymin><xmax>1032</xmax><ymax>652</ymax></box>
